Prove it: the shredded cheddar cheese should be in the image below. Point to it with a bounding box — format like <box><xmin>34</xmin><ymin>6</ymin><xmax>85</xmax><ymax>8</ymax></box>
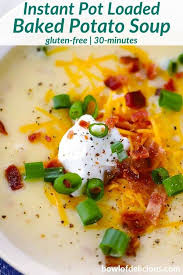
<box><xmin>20</xmin><ymin>46</ymin><xmax>183</xmax><ymax>231</ymax></box>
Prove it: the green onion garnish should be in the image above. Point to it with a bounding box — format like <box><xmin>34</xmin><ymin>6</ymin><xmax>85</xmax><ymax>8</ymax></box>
<box><xmin>76</xmin><ymin>198</ymin><xmax>103</xmax><ymax>226</ymax></box>
<box><xmin>83</xmin><ymin>95</ymin><xmax>99</xmax><ymax>119</ymax></box>
<box><xmin>159</xmin><ymin>89</ymin><xmax>183</xmax><ymax>112</ymax></box>
<box><xmin>53</xmin><ymin>94</ymin><xmax>71</xmax><ymax>109</ymax></box>
<box><xmin>168</xmin><ymin>61</ymin><xmax>178</xmax><ymax>75</ymax></box>
<box><xmin>163</xmin><ymin>174</ymin><xmax>183</xmax><ymax>196</ymax></box>
<box><xmin>86</xmin><ymin>178</ymin><xmax>104</xmax><ymax>201</ymax></box>
<box><xmin>178</xmin><ymin>53</ymin><xmax>183</xmax><ymax>64</ymax></box>
<box><xmin>99</xmin><ymin>228</ymin><xmax>130</xmax><ymax>257</ymax></box>
<box><xmin>152</xmin><ymin>167</ymin><xmax>169</xmax><ymax>185</ymax></box>
<box><xmin>117</xmin><ymin>151</ymin><xmax>128</xmax><ymax>162</ymax></box>
<box><xmin>111</xmin><ymin>141</ymin><xmax>123</xmax><ymax>154</ymax></box>
<box><xmin>25</xmin><ymin>162</ymin><xmax>44</xmax><ymax>180</ymax></box>
<box><xmin>89</xmin><ymin>123</ymin><xmax>108</xmax><ymax>138</ymax></box>
<box><xmin>111</xmin><ymin>141</ymin><xmax>128</xmax><ymax>162</ymax></box>
<box><xmin>44</xmin><ymin>167</ymin><xmax>63</xmax><ymax>183</ymax></box>
<box><xmin>53</xmin><ymin>173</ymin><xmax>82</xmax><ymax>194</ymax></box>
<box><xmin>69</xmin><ymin>101</ymin><xmax>83</xmax><ymax>120</ymax></box>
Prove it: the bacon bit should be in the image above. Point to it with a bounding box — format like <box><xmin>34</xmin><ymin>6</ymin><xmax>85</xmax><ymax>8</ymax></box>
<box><xmin>104</xmin><ymin>75</ymin><xmax>128</xmax><ymax>90</ymax></box>
<box><xmin>120</xmin><ymin>56</ymin><xmax>140</xmax><ymax>73</ymax></box>
<box><xmin>67</xmin><ymin>130</ymin><xmax>74</xmax><ymax>139</ymax></box>
<box><xmin>121</xmin><ymin>211</ymin><xmax>149</xmax><ymax>235</ymax></box>
<box><xmin>176</xmin><ymin>72</ymin><xmax>183</xmax><ymax>79</ymax></box>
<box><xmin>126</xmin><ymin>236</ymin><xmax>140</xmax><ymax>257</ymax></box>
<box><xmin>84</xmin><ymin>135</ymin><xmax>88</xmax><ymax>140</ymax></box>
<box><xmin>130</xmin><ymin>145</ymin><xmax>149</xmax><ymax>160</ymax></box>
<box><xmin>79</xmin><ymin>120</ymin><xmax>90</xmax><ymax>129</ymax></box>
<box><xmin>28</xmin><ymin>132</ymin><xmax>41</xmax><ymax>143</ymax></box>
<box><xmin>5</xmin><ymin>165</ymin><xmax>23</xmax><ymax>191</ymax></box>
<box><xmin>45</xmin><ymin>159</ymin><xmax>62</xmax><ymax>168</ymax></box>
<box><xmin>164</xmin><ymin>78</ymin><xmax>175</xmax><ymax>91</ymax></box>
<box><xmin>105</xmin><ymin>116</ymin><xmax>119</xmax><ymax>129</ymax></box>
<box><xmin>131</xmin><ymin>110</ymin><xmax>148</xmax><ymax>123</ymax></box>
<box><xmin>129</xmin><ymin>60</ymin><xmax>140</xmax><ymax>73</ymax></box>
<box><xmin>125</xmin><ymin>91</ymin><xmax>146</xmax><ymax>109</ymax></box>
<box><xmin>45</xmin><ymin>135</ymin><xmax>52</xmax><ymax>142</ymax></box>
<box><xmin>117</xmin><ymin>158</ymin><xmax>156</xmax><ymax>198</ymax></box>
<box><xmin>146</xmin><ymin>187</ymin><xmax>167</xmax><ymax>225</ymax></box>
<box><xmin>105</xmin><ymin>256</ymin><xmax>130</xmax><ymax>268</ymax></box>
<box><xmin>120</xmin><ymin>56</ymin><xmax>138</xmax><ymax>65</ymax></box>
<box><xmin>0</xmin><ymin>121</ymin><xmax>8</xmax><ymax>135</ymax></box>
<box><xmin>146</xmin><ymin>63</ymin><xmax>157</xmax><ymax>80</ymax></box>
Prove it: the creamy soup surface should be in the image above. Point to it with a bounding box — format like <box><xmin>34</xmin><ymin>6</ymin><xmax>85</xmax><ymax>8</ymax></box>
<box><xmin>0</xmin><ymin>46</ymin><xmax>183</xmax><ymax>274</ymax></box>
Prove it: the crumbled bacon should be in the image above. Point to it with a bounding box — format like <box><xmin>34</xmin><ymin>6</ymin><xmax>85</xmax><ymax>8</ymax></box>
<box><xmin>0</xmin><ymin>121</ymin><xmax>8</xmax><ymax>135</ymax></box>
<box><xmin>129</xmin><ymin>60</ymin><xmax>140</xmax><ymax>73</ymax></box>
<box><xmin>67</xmin><ymin>130</ymin><xmax>74</xmax><ymax>139</ymax></box>
<box><xmin>28</xmin><ymin>132</ymin><xmax>41</xmax><ymax>143</ymax></box>
<box><xmin>79</xmin><ymin>120</ymin><xmax>90</xmax><ymax>129</ymax></box>
<box><xmin>176</xmin><ymin>72</ymin><xmax>183</xmax><ymax>79</ymax></box>
<box><xmin>105</xmin><ymin>256</ymin><xmax>129</xmax><ymax>268</ymax></box>
<box><xmin>125</xmin><ymin>91</ymin><xmax>146</xmax><ymax>109</ymax></box>
<box><xmin>164</xmin><ymin>78</ymin><xmax>175</xmax><ymax>91</ymax></box>
<box><xmin>45</xmin><ymin>135</ymin><xmax>52</xmax><ymax>142</ymax></box>
<box><xmin>126</xmin><ymin>236</ymin><xmax>140</xmax><ymax>256</ymax></box>
<box><xmin>45</xmin><ymin>159</ymin><xmax>62</xmax><ymax>168</ymax></box>
<box><xmin>146</xmin><ymin>63</ymin><xmax>157</xmax><ymax>80</ymax></box>
<box><xmin>145</xmin><ymin>187</ymin><xmax>167</xmax><ymax>225</ymax></box>
<box><xmin>131</xmin><ymin>145</ymin><xmax>149</xmax><ymax>160</ymax></box>
<box><xmin>131</xmin><ymin>110</ymin><xmax>148</xmax><ymax>123</ymax></box>
<box><xmin>104</xmin><ymin>75</ymin><xmax>128</xmax><ymax>90</ymax></box>
<box><xmin>105</xmin><ymin>116</ymin><xmax>119</xmax><ymax>129</ymax></box>
<box><xmin>120</xmin><ymin>56</ymin><xmax>140</xmax><ymax>73</ymax></box>
<box><xmin>117</xmin><ymin>157</ymin><xmax>156</xmax><ymax>198</ymax></box>
<box><xmin>120</xmin><ymin>56</ymin><xmax>138</xmax><ymax>65</ymax></box>
<box><xmin>5</xmin><ymin>165</ymin><xmax>23</xmax><ymax>191</ymax></box>
<box><xmin>121</xmin><ymin>211</ymin><xmax>149</xmax><ymax>235</ymax></box>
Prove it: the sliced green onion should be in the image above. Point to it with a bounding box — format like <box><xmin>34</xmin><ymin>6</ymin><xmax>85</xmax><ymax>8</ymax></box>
<box><xmin>69</xmin><ymin>101</ymin><xmax>83</xmax><ymax>120</ymax></box>
<box><xmin>53</xmin><ymin>94</ymin><xmax>71</xmax><ymax>109</ymax></box>
<box><xmin>44</xmin><ymin>167</ymin><xmax>63</xmax><ymax>183</ymax></box>
<box><xmin>53</xmin><ymin>173</ymin><xmax>82</xmax><ymax>194</ymax></box>
<box><xmin>111</xmin><ymin>142</ymin><xmax>123</xmax><ymax>154</ymax></box>
<box><xmin>76</xmin><ymin>198</ymin><xmax>103</xmax><ymax>226</ymax></box>
<box><xmin>99</xmin><ymin>228</ymin><xmax>130</xmax><ymax>257</ymax></box>
<box><xmin>83</xmin><ymin>95</ymin><xmax>98</xmax><ymax>119</ymax></box>
<box><xmin>111</xmin><ymin>142</ymin><xmax>128</xmax><ymax>162</ymax></box>
<box><xmin>89</xmin><ymin>123</ymin><xmax>108</xmax><ymax>138</ymax></box>
<box><xmin>163</xmin><ymin>174</ymin><xmax>183</xmax><ymax>196</ymax></box>
<box><xmin>159</xmin><ymin>89</ymin><xmax>183</xmax><ymax>112</ymax></box>
<box><xmin>152</xmin><ymin>167</ymin><xmax>169</xmax><ymax>185</ymax></box>
<box><xmin>178</xmin><ymin>53</ymin><xmax>183</xmax><ymax>64</ymax></box>
<box><xmin>117</xmin><ymin>151</ymin><xmax>128</xmax><ymax>162</ymax></box>
<box><xmin>25</xmin><ymin>162</ymin><xmax>44</xmax><ymax>180</ymax></box>
<box><xmin>168</xmin><ymin>60</ymin><xmax>178</xmax><ymax>75</ymax></box>
<box><xmin>86</xmin><ymin>178</ymin><xmax>104</xmax><ymax>201</ymax></box>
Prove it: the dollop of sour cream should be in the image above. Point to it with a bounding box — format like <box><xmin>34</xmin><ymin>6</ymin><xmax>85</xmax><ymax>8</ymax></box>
<box><xmin>58</xmin><ymin>115</ymin><xmax>130</xmax><ymax>196</ymax></box>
